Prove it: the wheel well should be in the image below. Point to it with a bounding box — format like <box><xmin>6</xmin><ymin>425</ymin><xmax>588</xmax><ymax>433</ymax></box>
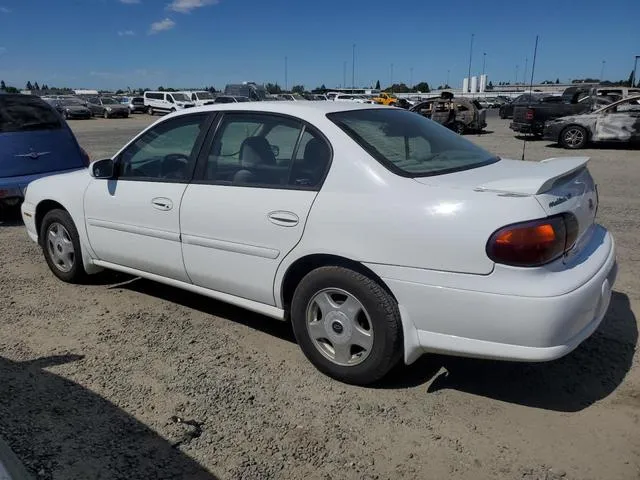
<box><xmin>35</xmin><ymin>200</ymin><xmax>67</xmax><ymax>243</ymax></box>
<box><xmin>280</xmin><ymin>254</ymin><xmax>396</xmax><ymax>311</ymax></box>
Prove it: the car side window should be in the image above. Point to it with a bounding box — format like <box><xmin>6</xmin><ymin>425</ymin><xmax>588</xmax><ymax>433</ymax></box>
<box><xmin>289</xmin><ymin>129</ymin><xmax>331</xmax><ymax>187</ymax></box>
<box><xmin>167</xmin><ymin>95</ymin><xmax>174</xmax><ymax>103</ymax></box>
<box><xmin>204</xmin><ymin>113</ymin><xmax>317</xmax><ymax>188</ymax></box>
<box><xmin>118</xmin><ymin>114</ymin><xmax>208</xmax><ymax>182</ymax></box>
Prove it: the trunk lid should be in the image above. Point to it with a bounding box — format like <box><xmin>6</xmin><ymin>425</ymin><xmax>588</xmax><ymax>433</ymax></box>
<box><xmin>0</xmin><ymin>129</ymin><xmax>85</xmax><ymax>178</ymax></box>
<box><xmin>415</xmin><ymin>157</ymin><xmax>598</xmax><ymax>245</ymax></box>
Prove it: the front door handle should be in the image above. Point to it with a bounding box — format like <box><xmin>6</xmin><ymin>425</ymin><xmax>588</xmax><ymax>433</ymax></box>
<box><xmin>151</xmin><ymin>197</ymin><xmax>173</xmax><ymax>211</ymax></box>
<box><xmin>268</xmin><ymin>211</ymin><xmax>299</xmax><ymax>227</ymax></box>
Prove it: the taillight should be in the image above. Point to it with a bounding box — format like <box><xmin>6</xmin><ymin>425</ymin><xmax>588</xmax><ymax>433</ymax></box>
<box><xmin>487</xmin><ymin>214</ymin><xmax>579</xmax><ymax>267</ymax></box>
<box><xmin>80</xmin><ymin>147</ymin><xmax>90</xmax><ymax>167</ymax></box>
<box><xmin>525</xmin><ymin>108</ymin><xmax>534</xmax><ymax>120</ymax></box>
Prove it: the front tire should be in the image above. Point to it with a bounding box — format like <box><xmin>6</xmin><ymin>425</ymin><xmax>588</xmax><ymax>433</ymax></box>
<box><xmin>559</xmin><ymin>125</ymin><xmax>588</xmax><ymax>149</ymax></box>
<box><xmin>291</xmin><ymin>266</ymin><xmax>403</xmax><ymax>385</ymax></box>
<box><xmin>40</xmin><ymin>209</ymin><xmax>87</xmax><ymax>283</ymax></box>
<box><xmin>147</xmin><ymin>106</ymin><xmax>154</xmax><ymax>115</ymax></box>
<box><xmin>103</xmin><ymin>110</ymin><xmax>109</xmax><ymax>119</ymax></box>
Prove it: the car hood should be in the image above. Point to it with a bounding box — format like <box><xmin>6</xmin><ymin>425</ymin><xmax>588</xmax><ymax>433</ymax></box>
<box><xmin>63</xmin><ymin>106</ymin><xmax>90</xmax><ymax>112</ymax></box>
<box><xmin>105</xmin><ymin>104</ymin><xmax>128</xmax><ymax>110</ymax></box>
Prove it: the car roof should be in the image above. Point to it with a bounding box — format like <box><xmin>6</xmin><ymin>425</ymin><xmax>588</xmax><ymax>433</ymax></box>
<box><xmin>174</xmin><ymin>100</ymin><xmax>389</xmax><ymax>119</ymax></box>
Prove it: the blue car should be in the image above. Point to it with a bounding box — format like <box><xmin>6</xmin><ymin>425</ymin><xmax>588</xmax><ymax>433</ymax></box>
<box><xmin>0</xmin><ymin>93</ymin><xmax>89</xmax><ymax>210</ymax></box>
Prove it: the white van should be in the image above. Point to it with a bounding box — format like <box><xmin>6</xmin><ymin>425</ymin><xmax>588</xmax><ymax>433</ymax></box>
<box><xmin>143</xmin><ymin>91</ymin><xmax>195</xmax><ymax>115</ymax></box>
<box><xmin>182</xmin><ymin>90</ymin><xmax>216</xmax><ymax>107</ymax></box>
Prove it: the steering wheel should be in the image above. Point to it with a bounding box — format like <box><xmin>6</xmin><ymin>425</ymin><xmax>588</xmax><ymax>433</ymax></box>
<box><xmin>162</xmin><ymin>153</ymin><xmax>191</xmax><ymax>179</ymax></box>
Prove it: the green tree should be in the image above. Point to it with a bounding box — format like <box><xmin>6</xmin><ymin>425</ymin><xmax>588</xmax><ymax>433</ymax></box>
<box><xmin>158</xmin><ymin>86</ymin><xmax>165</xmax><ymax>91</ymax></box>
<box><xmin>26</xmin><ymin>81</ymin><xmax>33</xmax><ymax>90</ymax></box>
<box><xmin>115</xmin><ymin>89</ymin><xmax>124</xmax><ymax>94</ymax></box>
<box><xmin>291</xmin><ymin>85</ymin><xmax>305</xmax><ymax>94</ymax></box>
<box><xmin>375</xmin><ymin>80</ymin><xmax>381</xmax><ymax>89</ymax></box>
<box><xmin>384</xmin><ymin>83</ymin><xmax>410</xmax><ymax>93</ymax></box>
<box><xmin>412</xmin><ymin>82</ymin><xmax>430</xmax><ymax>92</ymax></box>
<box><xmin>265</xmin><ymin>83</ymin><xmax>282</xmax><ymax>94</ymax></box>
<box><xmin>33</xmin><ymin>82</ymin><xmax>40</xmax><ymax>90</ymax></box>
<box><xmin>0</xmin><ymin>80</ymin><xmax>5</xmax><ymax>90</ymax></box>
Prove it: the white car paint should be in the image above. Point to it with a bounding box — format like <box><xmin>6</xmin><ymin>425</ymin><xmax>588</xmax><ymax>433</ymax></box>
<box><xmin>21</xmin><ymin>101</ymin><xmax>616</xmax><ymax>367</ymax></box>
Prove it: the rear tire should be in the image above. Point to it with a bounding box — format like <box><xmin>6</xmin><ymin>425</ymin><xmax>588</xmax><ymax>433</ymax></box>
<box><xmin>147</xmin><ymin>106</ymin><xmax>154</xmax><ymax>115</ymax></box>
<box><xmin>103</xmin><ymin>110</ymin><xmax>109</xmax><ymax>119</ymax></box>
<box><xmin>291</xmin><ymin>266</ymin><xmax>403</xmax><ymax>385</ymax></box>
<box><xmin>40</xmin><ymin>209</ymin><xmax>87</xmax><ymax>284</ymax></box>
<box><xmin>559</xmin><ymin>125</ymin><xmax>588</xmax><ymax>149</ymax></box>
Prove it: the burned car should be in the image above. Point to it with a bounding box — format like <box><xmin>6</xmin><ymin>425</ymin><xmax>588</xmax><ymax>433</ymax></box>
<box><xmin>410</xmin><ymin>95</ymin><xmax>486</xmax><ymax>134</ymax></box>
<box><xmin>543</xmin><ymin>96</ymin><xmax>640</xmax><ymax>149</ymax></box>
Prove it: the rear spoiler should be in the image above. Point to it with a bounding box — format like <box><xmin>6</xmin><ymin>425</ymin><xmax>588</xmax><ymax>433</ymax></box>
<box><xmin>475</xmin><ymin>157</ymin><xmax>590</xmax><ymax>195</ymax></box>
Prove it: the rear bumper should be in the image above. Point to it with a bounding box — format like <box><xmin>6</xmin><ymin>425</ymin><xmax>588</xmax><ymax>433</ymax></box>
<box><xmin>366</xmin><ymin>225</ymin><xmax>617</xmax><ymax>364</ymax></box>
<box><xmin>510</xmin><ymin>121</ymin><xmax>544</xmax><ymax>134</ymax></box>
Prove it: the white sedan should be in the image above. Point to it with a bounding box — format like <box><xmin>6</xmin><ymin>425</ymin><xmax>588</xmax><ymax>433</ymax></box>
<box><xmin>21</xmin><ymin>102</ymin><xmax>617</xmax><ymax>385</ymax></box>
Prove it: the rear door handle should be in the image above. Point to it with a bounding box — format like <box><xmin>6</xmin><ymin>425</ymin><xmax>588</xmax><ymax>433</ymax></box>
<box><xmin>268</xmin><ymin>211</ymin><xmax>299</xmax><ymax>227</ymax></box>
<box><xmin>152</xmin><ymin>197</ymin><xmax>173</xmax><ymax>211</ymax></box>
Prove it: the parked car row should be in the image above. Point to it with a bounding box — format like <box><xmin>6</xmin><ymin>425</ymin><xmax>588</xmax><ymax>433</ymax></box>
<box><xmin>504</xmin><ymin>85</ymin><xmax>640</xmax><ymax>148</ymax></box>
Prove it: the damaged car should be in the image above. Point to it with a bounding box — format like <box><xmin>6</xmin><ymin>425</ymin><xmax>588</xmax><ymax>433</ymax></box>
<box><xmin>410</xmin><ymin>95</ymin><xmax>486</xmax><ymax>134</ymax></box>
<box><xmin>543</xmin><ymin>96</ymin><xmax>640</xmax><ymax>149</ymax></box>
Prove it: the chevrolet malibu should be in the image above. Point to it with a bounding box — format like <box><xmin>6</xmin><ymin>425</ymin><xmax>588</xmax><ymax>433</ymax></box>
<box><xmin>21</xmin><ymin>102</ymin><xmax>617</xmax><ymax>385</ymax></box>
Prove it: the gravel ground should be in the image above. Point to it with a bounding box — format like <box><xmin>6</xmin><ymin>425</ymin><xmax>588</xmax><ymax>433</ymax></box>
<box><xmin>0</xmin><ymin>111</ymin><xmax>638</xmax><ymax>480</ymax></box>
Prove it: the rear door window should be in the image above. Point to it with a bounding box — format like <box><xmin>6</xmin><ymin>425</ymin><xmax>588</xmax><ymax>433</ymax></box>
<box><xmin>0</xmin><ymin>95</ymin><xmax>62</xmax><ymax>133</ymax></box>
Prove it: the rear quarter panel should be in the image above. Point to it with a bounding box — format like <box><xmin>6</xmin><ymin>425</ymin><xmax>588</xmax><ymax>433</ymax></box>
<box><xmin>273</xmin><ymin>121</ymin><xmax>547</xmax><ymax>305</ymax></box>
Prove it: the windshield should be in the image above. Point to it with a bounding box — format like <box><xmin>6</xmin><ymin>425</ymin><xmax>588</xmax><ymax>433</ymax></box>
<box><xmin>172</xmin><ymin>93</ymin><xmax>189</xmax><ymax>102</ymax></box>
<box><xmin>328</xmin><ymin>109</ymin><xmax>497</xmax><ymax>177</ymax></box>
<box><xmin>0</xmin><ymin>95</ymin><xmax>62</xmax><ymax>133</ymax></box>
<box><xmin>63</xmin><ymin>98</ymin><xmax>86</xmax><ymax>106</ymax></box>
<box><xmin>101</xmin><ymin>98</ymin><xmax>118</xmax><ymax>105</ymax></box>
<box><xmin>196</xmin><ymin>92</ymin><xmax>214</xmax><ymax>99</ymax></box>
<box><xmin>235</xmin><ymin>97</ymin><xmax>250</xmax><ymax>102</ymax></box>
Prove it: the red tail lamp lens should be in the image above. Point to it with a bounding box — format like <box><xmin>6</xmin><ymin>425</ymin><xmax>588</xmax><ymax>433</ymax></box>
<box><xmin>525</xmin><ymin>109</ymin><xmax>534</xmax><ymax>120</ymax></box>
<box><xmin>487</xmin><ymin>215</ymin><xmax>577</xmax><ymax>267</ymax></box>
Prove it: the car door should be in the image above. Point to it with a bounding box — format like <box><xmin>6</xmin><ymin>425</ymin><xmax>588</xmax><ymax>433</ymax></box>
<box><xmin>180</xmin><ymin>112</ymin><xmax>332</xmax><ymax>305</ymax></box>
<box><xmin>84</xmin><ymin>112</ymin><xmax>213</xmax><ymax>281</ymax></box>
<box><xmin>594</xmin><ymin>98</ymin><xmax>640</xmax><ymax>142</ymax></box>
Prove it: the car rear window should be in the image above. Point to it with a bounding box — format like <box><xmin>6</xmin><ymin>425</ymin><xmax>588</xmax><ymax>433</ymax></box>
<box><xmin>0</xmin><ymin>95</ymin><xmax>62</xmax><ymax>133</ymax></box>
<box><xmin>328</xmin><ymin>108</ymin><xmax>497</xmax><ymax>177</ymax></box>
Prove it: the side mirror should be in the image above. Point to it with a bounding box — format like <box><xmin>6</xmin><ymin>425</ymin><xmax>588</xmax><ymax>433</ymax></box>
<box><xmin>90</xmin><ymin>158</ymin><xmax>115</xmax><ymax>179</ymax></box>
<box><xmin>270</xmin><ymin>145</ymin><xmax>280</xmax><ymax>157</ymax></box>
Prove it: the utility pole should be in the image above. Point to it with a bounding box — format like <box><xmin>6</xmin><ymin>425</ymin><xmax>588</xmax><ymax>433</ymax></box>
<box><xmin>284</xmin><ymin>56</ymin><xmax>288</xmax><ymax>91</ymax></box>
<box><xmin>352</xmin><ymin>43</ymin><xmax>356</xmax><ymax>92</ymax></box>
<box><xmin>343</xmin><ymin>61</ymin><xmax>346</xmax><ymax>89</ymax></box>
<box><xmin>467</xmin><ymin>33</ymin><xmax>474</xmax><ymax>92</ymax></box>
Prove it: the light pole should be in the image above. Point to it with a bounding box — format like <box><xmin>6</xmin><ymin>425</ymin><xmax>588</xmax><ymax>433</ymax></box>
<box><xmin>515</xmin><ymin>64</ymin><xmax>519</xmax><ymax>85</ymax></box>
<box><xmin>523</xmin><ymin>57</ymin><xmax>528</xmax><ymax>87</ymax></box>
<box><xmin>600</xmin><ymin>60</ymin><xmax>606</xmax><ymax>82</ymax></box>
<box><xmin>446</xmin><ymin>69</ymin><xmax>450</xmax><ymax>88</ymax></box>
<box><xmin>390</xmin><ymin>63</ymin><xmax>394</xmax><ymax>91</ymax></box>
<box><xmin>633</xmin><ymin>55</ymin><xmax>640</xmax><ymax>88</ymax></box>
<box><xmin>352</xmin><ymin>43</ymin><xmax>356</xmax><ymax>92</ymax></box>
<box><xmin>467</xmin><ymin>33</ymin><xmax>474</xmax><ymax>92</ymax></box>
<box><xmin>343</xmin><ymin>61</ymin><xmax>346</xmax><ymax>89</ymax></box>
<box><xmin>410</xmin><ymin>67</ymin><xmax>413</xmax><ymax>88</ymax></box>
<box><xmin>284</xmin><ymin>56</ymin><xmax>288</xmax><ymax>91</ymax></box>
<box><xmin>482</xmin><ymin>52</ymin><xmax>486</xmax><ymax>76</ymax></box>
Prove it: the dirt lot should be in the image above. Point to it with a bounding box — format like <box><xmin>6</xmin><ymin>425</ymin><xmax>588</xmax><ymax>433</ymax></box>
<box><xmin>1</xmin><ymin>111</ymin><xmax>638</xmax><ymax>480</ymax></box>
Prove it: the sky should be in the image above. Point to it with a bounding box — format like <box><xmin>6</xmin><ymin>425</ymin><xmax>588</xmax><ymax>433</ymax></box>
<box><xmin>0</xmin><ymin>0</ymin><xmax>639</xmax><ymax>91</ymax></box>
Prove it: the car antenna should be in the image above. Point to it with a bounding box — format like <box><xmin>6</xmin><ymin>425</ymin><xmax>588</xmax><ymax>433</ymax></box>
<box><xmin>521</xmin><ymin>35</ymin><xmax>539</xmax><ymax>161</ymax></box>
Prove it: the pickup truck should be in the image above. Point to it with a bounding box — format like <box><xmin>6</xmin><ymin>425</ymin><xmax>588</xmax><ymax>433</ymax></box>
<box><xmin>372</xmin><ymin>93</ymin><xmax>398</xmax><ymax>106</ymax></box>
<box><xmin>510</xmin><ymin>87</ymin><xmax>611</xmax><ymax>136</ymax></box>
